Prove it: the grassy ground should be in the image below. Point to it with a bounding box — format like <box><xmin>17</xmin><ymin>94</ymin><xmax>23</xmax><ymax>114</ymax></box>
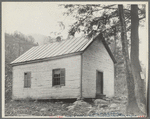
<box><xmin>5</xmin><ymin>98</ymin><xmax>127</xmax><ymax>117</ymax></box>
<box><xmin>5</xmin><ymin>99</ymin><xmax>78</xmax><ymax>116</ymax></box>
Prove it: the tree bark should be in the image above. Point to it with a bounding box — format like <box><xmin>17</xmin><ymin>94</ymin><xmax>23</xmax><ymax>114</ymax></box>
<box><xmin>118</xmin><ymin>5</ymin><xmax>143</xmax><ymax>115</ymax></box>
<box><xmin>131</xmin><ymin>5</ymin><xmax>146</xmax><ymax>113</ymax></box>
<box><xmin>114</xmin><ymin>28</ymin><xmax>117</xmax><ymax>80</ymax></box>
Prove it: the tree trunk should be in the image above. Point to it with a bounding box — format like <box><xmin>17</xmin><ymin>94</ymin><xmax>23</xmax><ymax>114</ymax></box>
<box><xmin>114</xmin><ymin>28</ymin><xmax>117</xmax><ymax>80</ymax></box>
<box><xmin>118</xmin><ymin>5</ymin><xmax>143</xmax><ymax>115</ymax></box>
<box><xmin>131</xmin><ymin>5</ymin><xmax>146</xmax><ymax>113</ymax></box>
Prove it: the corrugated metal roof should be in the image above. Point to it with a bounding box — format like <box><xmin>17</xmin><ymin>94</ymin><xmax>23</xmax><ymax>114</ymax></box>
<box><xmin>11</xmin><ymin>36</ymin><xmax>93</xmax><ymax>64</ymax></box>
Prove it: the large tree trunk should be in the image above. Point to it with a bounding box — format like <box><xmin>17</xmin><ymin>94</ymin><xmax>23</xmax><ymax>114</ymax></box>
<box><xmin>118</xmin><ymin>5</ymin><xmax>143</xmax><ymax>115</ymax></box>
<box><xmin>131</xmin><ymin>5</ymin><xmax>146</xmax><ymax>113</ymax></box>
<box><xmin>114</xmin><ymin>28</ymin><xmax>117</xmax><ymax>80</ymax></box>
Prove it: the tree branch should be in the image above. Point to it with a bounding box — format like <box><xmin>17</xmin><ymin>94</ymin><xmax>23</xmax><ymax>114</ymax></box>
<box><xmin>139</xmin><ymin>16</ymin><xmax>146</xmax><ymax>20</ymax></box>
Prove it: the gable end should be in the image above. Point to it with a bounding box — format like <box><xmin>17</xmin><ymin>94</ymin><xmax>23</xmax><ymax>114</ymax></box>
<box><xmin>83</xmin><ymin>33</ymin><xmax>117</xmax><ymax>64</ymax></box>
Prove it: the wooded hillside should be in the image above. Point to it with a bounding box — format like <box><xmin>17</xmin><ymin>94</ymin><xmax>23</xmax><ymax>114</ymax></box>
<box><xmin>5</xmin><ymin>32</ymin><xmax>38</xmax><ymax>102</ymax></box>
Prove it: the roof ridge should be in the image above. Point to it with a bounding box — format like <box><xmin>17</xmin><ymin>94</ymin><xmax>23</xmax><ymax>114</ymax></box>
<box><xmin>33</xmin><ymin>35</ymin><xmax>87</xmax><ymax>47</ymax></box>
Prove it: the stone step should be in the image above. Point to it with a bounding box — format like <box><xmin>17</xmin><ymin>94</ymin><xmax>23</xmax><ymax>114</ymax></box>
<box><xmin>96</xmin><ymin>94</ymin><xmax>106</xmax><ymax>99</ymax></box>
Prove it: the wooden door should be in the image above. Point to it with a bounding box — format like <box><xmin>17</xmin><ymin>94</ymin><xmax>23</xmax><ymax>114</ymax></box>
<box><xmin>96</xmin><ymin>71</ymin><xmax>103</xmax><ymax>95</ymax></box>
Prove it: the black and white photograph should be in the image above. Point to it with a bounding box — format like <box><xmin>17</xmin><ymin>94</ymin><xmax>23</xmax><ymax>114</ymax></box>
<box><xmin>2</xmin><ymin>1</ymin><xmax>148</xmax><ymax>118</ymax></box>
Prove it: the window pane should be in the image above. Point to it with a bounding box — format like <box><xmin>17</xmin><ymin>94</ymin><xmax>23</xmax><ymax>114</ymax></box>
<box><xmin>54</xmin><ymin>74</ymin><xmax>56</xmax><ymax>77</ymax></box>
<box><xmin>57</xmin><ymin>78</ymin><xmax>60</xmax><ymax>85</ymax></box>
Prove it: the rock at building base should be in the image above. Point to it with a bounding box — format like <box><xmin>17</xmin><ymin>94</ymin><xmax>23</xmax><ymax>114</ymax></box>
<box><xmin>109</xmin><ymin>103</ymin><xmax>118</xmax><ymax>108</ymax></box>
<box><xmin>94</xmin><ymin>99</ymin><xmax>109</xmax><ymax>105</ymax></box>
<box><xmin>73</xmin><ymin>100</ymin><xmax>89</xmax><ymax>106</ymax></box>
<box><xmin>99</xmin><ymin>104</ymin><xmax>108</xmax><ymax>108</ymax></box>
<box><xmin>67</xmin><ymin>100</ymin><xmax>91</xmax><ymax>112</ymax></box>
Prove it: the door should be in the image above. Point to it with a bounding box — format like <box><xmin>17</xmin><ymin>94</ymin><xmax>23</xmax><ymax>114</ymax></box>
<box><xmin>96</xmin><ymin>71</ymin><xmax>103</xmax><ymax>95</ymax></box>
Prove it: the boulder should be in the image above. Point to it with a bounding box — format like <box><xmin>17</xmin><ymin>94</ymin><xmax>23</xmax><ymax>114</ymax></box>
<box><xmin>99</xmin><ymin>104</ymin><xmax>108</xmax><ymax>108</ymax></box>
<box><xmin>67</xmin><ymin>105</ymin><xmax>75</xmax><ymax>111</ymax></box>
<box><xmin>94</xmin><ymin>99</ymin><xmax>109</xmax><ymax>105</ymax></box>
<box><xmin>67</xmin><ymin>100</ymin><xmax>91</xmax><ymax>112</ymax></box>
<box><xmin>73</xmin><ymin>100</ymin><xmax>89</xmax><ymax>106</ymax></box>
<box><xmin>40</xmin><ymin>108</ymin><xmax>47</xmax><ymax>112</ymax></box>
<box><xmin>109</xmin><ymin>103</ymin><xmax>118</xmax><ymax>108</ymax></box>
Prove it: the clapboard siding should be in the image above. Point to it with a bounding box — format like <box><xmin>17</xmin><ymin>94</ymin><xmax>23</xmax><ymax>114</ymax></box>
<box><xmin>82</xmin><ymin>38</ymin><xmax>114</xmax><ymax>98</ymax></box>
<box><xmin>12</xmin><ymin>55</ymin><xmax>81</xmax><ymax>100</ymax></box>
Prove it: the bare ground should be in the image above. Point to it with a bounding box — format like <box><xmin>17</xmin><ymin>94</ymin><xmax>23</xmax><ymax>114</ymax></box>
<box><xmin>5</xmin><ymin>97</ymin><xmax>128</xmax><ymax>117</ymax></box>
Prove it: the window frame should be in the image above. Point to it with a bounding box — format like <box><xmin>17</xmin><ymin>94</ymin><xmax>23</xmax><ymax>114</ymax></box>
<box><xmin>24</xmin><ymin>72</ymin><xmax>31</xmax><ymax>88</ymax></box>
<box><xmin>52</xmin><ymin>68</ymin><xmax>65</xmax><ymax>87</ymax></box>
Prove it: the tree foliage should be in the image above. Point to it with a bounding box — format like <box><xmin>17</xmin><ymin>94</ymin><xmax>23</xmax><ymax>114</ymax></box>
<box><xmin>61</xmin><ymin>4</ymin><xmax>145</xmax><ymax>43</ymax></box>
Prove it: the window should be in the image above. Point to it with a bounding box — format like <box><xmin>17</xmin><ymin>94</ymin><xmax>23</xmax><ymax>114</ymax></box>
<box><xmin>52</xmin><ymin>68</ymin><xmax>65</xmax><ymax>86</ymax></box>
<box><xmin>24</xmin><ymin>72</ymin><xmax>31</xmax><ymax>88</ymax></box>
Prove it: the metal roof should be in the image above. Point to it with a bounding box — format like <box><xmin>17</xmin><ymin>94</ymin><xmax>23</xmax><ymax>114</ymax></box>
<box><xmin>11</xmin><ymin>35</ymin><xmax>93</xmax><ymax>64</ymax></box>
<box><xmin>11</xmin><ymin>33</ymin><xmax>116</xmax><ymax>65</ymax></box>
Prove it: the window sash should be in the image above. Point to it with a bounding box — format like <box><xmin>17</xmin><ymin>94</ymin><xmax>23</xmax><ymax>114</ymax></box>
<box><xmin>53</xmin><ymin>77</ymin><xmax>60</xmax><ymax>85</ymax></box>
<box><xmin>53</xmin><ymin>68</ymin><xmax>65</xmax><ymax>86</ymax></box>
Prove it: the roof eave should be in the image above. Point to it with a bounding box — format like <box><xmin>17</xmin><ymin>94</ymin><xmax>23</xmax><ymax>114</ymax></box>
<box><xmin>101</xmin><ymin>35</ymin><xmax>117</xmax><ymax>64</ymax></box>
<box><xmin>10</xmin><ymin>51</ymin><xmax>83</xmax><ymax>67</ymax></box>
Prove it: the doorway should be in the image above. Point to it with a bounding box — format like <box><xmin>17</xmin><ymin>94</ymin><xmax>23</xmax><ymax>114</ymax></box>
<box><xmin>96</xmin><ymin>71</ymin><xmax>103</xmax><ymax>96</ymax></box>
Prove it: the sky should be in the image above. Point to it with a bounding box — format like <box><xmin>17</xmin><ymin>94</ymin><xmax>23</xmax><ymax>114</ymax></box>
<box><xmin>2</xmin><ymin>2</ymin><xmax>148</xmax><ymax>67</ymax></box>
<box><xmin>2</xmin><ymin>2</ymin><xmax>75</xmax><ymax>37</ymax></box>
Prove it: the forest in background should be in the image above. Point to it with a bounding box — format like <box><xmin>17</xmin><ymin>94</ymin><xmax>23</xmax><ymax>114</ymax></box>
<box><xmin>5</xmin><ymin>32</ymin><xmax>38</xmax><ymax>102</ymax></box>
